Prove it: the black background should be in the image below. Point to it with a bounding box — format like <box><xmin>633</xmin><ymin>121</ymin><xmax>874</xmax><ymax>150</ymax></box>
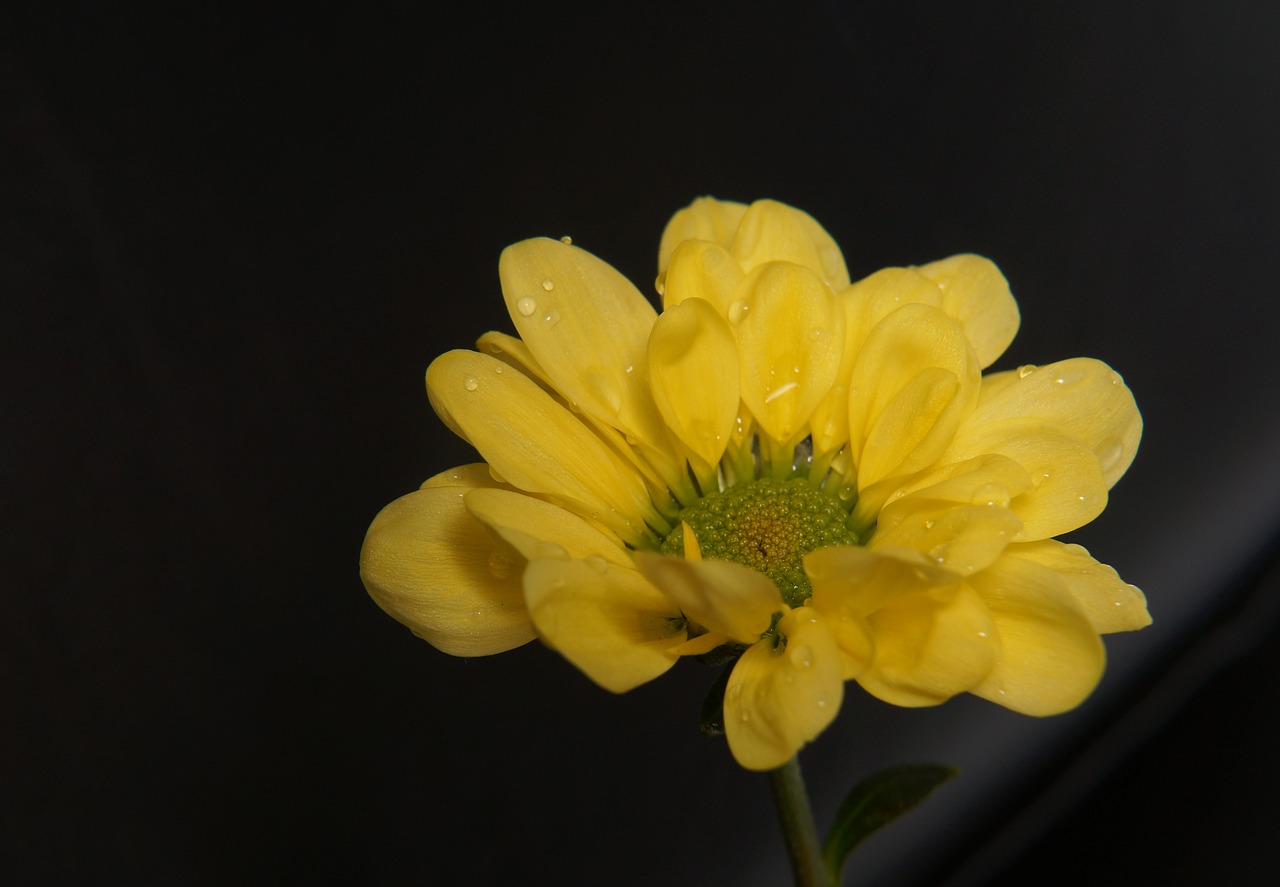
<box><xmin>6</xmin><ymin>2</ymin><xmax>1280</xmax><ymax>884</ymax></box>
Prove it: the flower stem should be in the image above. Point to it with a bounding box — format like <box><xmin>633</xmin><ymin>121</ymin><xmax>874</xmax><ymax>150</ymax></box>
<box><xmin>768</xmin><ymin>756</ymin><xmax>830</xmax><ymax>887</ymax></box>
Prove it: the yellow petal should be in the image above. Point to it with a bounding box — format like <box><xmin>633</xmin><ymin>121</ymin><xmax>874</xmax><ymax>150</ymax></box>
<box><xmin>731</xmin><ymin>262</ymin><xmax>845</xmax><ymax>442</ymax></box>
<box><xmin>964</xmin><ymin>358</ymin><xmax>1142</xmax><ymax>488</ymax></box>
<box><xmin>523</xmin><ymin>558</ymin><xmax>684</xmax><ymax>693</ymax></box>
<box><xmin>942</xmin><ymin>418</ymin><xmax>1108</xmax><ymax>540</ymax></box>
<box><xmin>660</xmin><ymin>239</ymin><xmax>744</xmax><ymax>314</ymax></box>
<box><xmin>723</xmin><ymin>609</ymin><xmax>844</xmax><ymax>771</ymax></box>
<box><xmin>463</xmin><ymin>487</ymin><xmax>631</xmax><ymax>566</ymax></box>
<box><xmin>474</xmin><ymin>330</ymin><xmax>555</xmax><ymax>390</ymax></box>
<box><xmin>847</xmin><ymin>303</ymin><xmax>980</xmax><ymax>488</ymax></box>
<box><xmin>856</xmin><ymin>583</ymin><xmax>998</xmax><ymax>707</ymax></box>
<box><xmin>869</xmin><ymin>498</ymin><xmax>1022</xmax><ymax>576</ymax></box>
<box><xmin>647</xmin><ymin>297</ymin><xmax>741</xmax><ymax>464</ymax></box>
<box><xmin>967</xmin><ymin>555</ymin><xmax>1105</xmax><ymax>715</ymax></box>
<box><xmin>914</xmin><ymin>254</ymin><xmax>1020</xmax><ymax>369</ymax></box>
<box><xmin>810</xmin><ymin>268</ymin><xmax>945</xmax><ymax>454</ymax></box>
<box><xmin>634</xmin><ymin>552</ymin><xmax>781</xmax><ymax>644</ymax></box>
<box><xmin>426</xmin><ymin>349</ymin><xmax>657</xmax><ymax>545</ymax></box>
<box><xmin>658</xmin><ymin>196</ymin><xmax>749</xmax><ymax>272</ymax></box>
<box><xmin>731</xmin><ymin>199</ymin><xmax>851</xmax><ymax>289</ymax></box>
<box><xmin>498</xmin><ymin>237</ymin><xmax>668</xmax><ymax>450</ymax></box>
<box><xmin>360</xmin><ymin>483</ymin><xmax>535</xmax><ymax>657</ymax></box>
<box><xmin>1006</xmin><ymin>540</ymin><xmax>1151</xmax><ymax>633</ymax></box>
<box><xmin>419</xmin><ymin>463</ymin><xmax>508</xmax><ymax>491</ymax></box>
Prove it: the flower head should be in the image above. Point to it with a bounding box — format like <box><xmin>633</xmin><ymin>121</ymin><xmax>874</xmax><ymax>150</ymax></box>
<box><xmin>360</xmin><ymin>197</ymin><xmax>1149</xmax><ymax>770</ymax></box>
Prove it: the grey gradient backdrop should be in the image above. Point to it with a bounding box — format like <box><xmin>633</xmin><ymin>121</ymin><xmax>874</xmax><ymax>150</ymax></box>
<box><xmin>6</xmin><ymin>2</ymin><xmax>1280</xmax><ymax>884</ymax></box>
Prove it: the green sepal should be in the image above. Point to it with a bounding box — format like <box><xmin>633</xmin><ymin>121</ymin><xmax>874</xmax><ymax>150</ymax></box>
<box><xmin>822</xmin><ymin>763</ymin><xmax>958</xmax><ymax>883</ymax></box>
<box><xmin>698</xmin><ymin>665</ymin><xmax>733</xmax><ymax>736</ymax></box>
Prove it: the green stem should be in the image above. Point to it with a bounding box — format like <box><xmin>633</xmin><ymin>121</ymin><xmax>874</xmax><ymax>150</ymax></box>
<box><xmin>768</xmin><ymin>756</ymin><xmax>830</xmax><ymax>887</ymax></box>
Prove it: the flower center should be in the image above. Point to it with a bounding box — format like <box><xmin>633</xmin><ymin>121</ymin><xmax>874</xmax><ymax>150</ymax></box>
<box><xmin>659</xmin><ymin>477</ymin><xmax>858</xmax><ymax>607</ymax></box>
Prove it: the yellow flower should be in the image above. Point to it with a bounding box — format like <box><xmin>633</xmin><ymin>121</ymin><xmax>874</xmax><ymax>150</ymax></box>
<box><xmin>360</xmin><ymin>197</ymin><xmax>1149</xmax><ymax>771</ymax></box>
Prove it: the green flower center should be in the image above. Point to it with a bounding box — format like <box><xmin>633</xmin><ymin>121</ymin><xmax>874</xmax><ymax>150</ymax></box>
<box><xmin>659</xmin><ymin>477</ymin><xmax>858</xmax><ymax>608</ymax></box>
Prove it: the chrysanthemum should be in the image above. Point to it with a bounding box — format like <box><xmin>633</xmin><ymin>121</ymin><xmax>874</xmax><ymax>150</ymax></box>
<box><xmin>360</xmin><ymin>198</ymin><xmax>1149</xmax><ymax>771</ymax></box>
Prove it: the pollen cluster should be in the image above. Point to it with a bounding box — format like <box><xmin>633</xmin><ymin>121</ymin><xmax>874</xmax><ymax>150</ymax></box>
<box><xmin>660</xmin><ymin>478</ymin><xmax>858</xmax><ymax>607</ymax></box>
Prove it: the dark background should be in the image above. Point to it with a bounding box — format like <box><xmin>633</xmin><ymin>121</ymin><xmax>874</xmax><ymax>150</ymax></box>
<box><xmin>6</xmin><ymin>2</ymin><xmax>1280</xmax><ymax>884</ymax></box>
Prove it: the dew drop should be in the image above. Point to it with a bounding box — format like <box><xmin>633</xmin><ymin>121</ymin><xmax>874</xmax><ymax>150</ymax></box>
<box><xmin>560</xmin><ymin>235</ymin><xmax>573</xmax><ymax>245</ymax></box>
<box><xmin>487</xmin><ymin>547</ymin><xmax>518</xmax><ymax>579</ymax></box>
<box><xmin>971</xmin><ymin>483</ymin><xmax>1010</xmax><ymax>508</ymax></box>
<box><xmin>728</xmin><ymin>298</ymin><xmax>751</xmax><ymax>324</ymax></box>
<box><xmin>516</xmin><ymin>296</ymin><xmax>537</xmax><ymax>317</ymax></box>
<box><xmin>1095</xmin><ymin>436</ymin><xmax>1125</xmax><ymax>474</ymax></box>
<box><xmin>739</xmin><ymin>711</ymin><xmax>751</xmax><ymax>723</ymax></box>
<box><xmin>765</xmin><ymin>381</ymin><xmax>799</xmax><ymax>403</ymax></box>
<box><xmin>624</xmin><ymin>364</ymin><xmax>635</xmax><ymax>374</ymax></box>
<box><xmin>924</xmin><ymin>519</ymin><xmax>936</xmax><ymax>530</ymax></box>
<box><xmin>541</xmin><ymin>279</ymin><xmax>555</xmax><ymax>291</ymax></box>
<box><xmin>1018</xmin><ymin>364</ymin><xmax>1037</xmax><ymax>378</ymax></box>
<box><xmin>809</xmin><ymin>327</ymin><xmax>824</xmax><ymax>341</ymax></box>
<box><xmin>788</xmin><ymin>645</ymin><xmax>814</xmax><ymax>668</ymax></box>
<box><xmin>463</xmin><ymin>376</ymin><xmax>479</xmax><ymax>391</ymax></box>
<box><xmin>585</xmin><ymin>555</ymin><xmax>609</xmax><ymax>574</ymax></box>
<box><xmin>817</xmin><ymin>699</ymin><xmax>827</xmax><ymax>708</ymax></box>
<box><xmin>543</xmin><ymin>309</ymin><xmax>560</xmax><ymax>325</ymax></box>
<box><xmin>837</xmin><ymin>484</ymin><xmax>856</xmax><ymax>502</ymax></box>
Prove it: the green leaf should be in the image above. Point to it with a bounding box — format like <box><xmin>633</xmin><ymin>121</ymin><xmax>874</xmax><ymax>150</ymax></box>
<box><xmin>822</xmin><ymin>763</ymin><xmax>958</xmax><ymax>884</ymax></box>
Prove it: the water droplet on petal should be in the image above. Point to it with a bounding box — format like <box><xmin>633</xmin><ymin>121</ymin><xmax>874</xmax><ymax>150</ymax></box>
<box><xmin>837</xmin><ymin>484</ymin><xmax>856</xmax><ymax>502</ymax></box>
<box><xmin>728</xmin><ymin>298</ymin><xmax>751</xmax><ymax>324</ymax></box>
<box><xmin>788</xmin><ymin>645</ymin><xmax>814</xmax><ymax>668</ymax></box>
<box><xmin>493</xmin><ymin>365</ymin><xmax>504</xmax><ymax>374</ymax></box>
<box><xmin>487</xmin><ymin>547</ymin><xmax>518</xmax><ymax>579</ymax></box>
<box><xmin>560</xmin><ymin>235</ymin><xmax>573</xmax><ymax>245</ymax></box>
<box><xmin>809</xmin><ymin>327</ymin><xmax>824</xmax><ymax>341</ymax></box>
<box><xmin>585</xmin><ymin>555</ymin><xmax>608</xmax><ymax>574</ymax></box>
<box><xmin>924</xmin><ymin>519</ymin><xmax>936</xmax><ymax>530</ymax></box>
<box><xmin>816</xmin><ymin>699</ymin><xmax>827</xmax><ymax>708</ymax></box>
<box><xmin>971</xmin><ymin>483</ymin><xmax>1010</xmax><ymax>508</ymax></box>
<box><xmin>463</xmin><ymin>376</ymin><xmax>479</xmax><ymax>391</ymax></box>
<box><xmin>541</xmin><ymin>279</ymin><xmax>555</xmax><ymax>291</ymax></box>
<box><xmin>1095</xmin><ymin>436</ymin><xmax>1125</xmax><ymax>474</ymax></box>
<box><xmin>543</xmin><ymin>309</ymin><xmax>560</xmax><ymax>325</ymax></box>
<box><xmin>516</xmin><ymin>297</ymin><xmax>537</xmax><ymax>317</ymax></box>
<box><xmin>1018</xmin><ymin>364</ymin><xmax>1037</xmax><ymax>379</ymax></box>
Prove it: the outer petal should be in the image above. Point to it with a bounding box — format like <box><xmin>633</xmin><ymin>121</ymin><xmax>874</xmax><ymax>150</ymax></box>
<box><xmin>463</xmin><ymin>487</ymin><xmax>631</xmax><ymax>566</ymax></box>
<box><xmin>856</xmin><ymin>583</ymin><xmax>999</xmax><ymax>708</ymax></box>
<box><xmin>967</xmin><ymin>555</ymin><xmax>1106</xmax><ymax>715</ymax></box>
<box><xmin>731</xmin><ymin>199</ymin><xmax>851</xmax><ymax>289</ymax></box>
<box><xmin>427</xmin><ymin>349</ymin><xmax>657</xmax><ymax>545</ymax></box>
<box><xmin>731</xmin><ymin>262</ymin><xmax>845</xmax><ymax>442</ymax></box>
<box><xmin>964</xmin><ymin>358</ymin><xmax>1142</xmax><ymax>488</ymax></box>
<box><xmin>869</xmin><ymin>498</ymin><xmax>1022</xmax><ymax>576</ymax></box>
<box><xmin>914</xmin><ymin>254</ymin><xmax>1019</xmax><ymax>369</ymax></box>
<box><xmin>647</xmin><ymin>297</ymin><xmax>740</xmax><ymax>464</ymax></box>
<box><xmin>499</xmin><ymin>237</ymin><xmax>669</xmax><ymax>451</ymax></box>
<box><xmin>634</xmin><ymin>552</ymin><xmax>781</xmax><ymax>644</ymax></box>
<box><xmin>723</xmin><ymin>609</ymin><xmax>844</xmax><ymax>771</ymax></box>
<box><xmin>941</xmin><ymin>418</ymin><xmax>1108</xmax><ymax>540</ymax></box>
<box><xmin>658</xmin><ymin>196</ymin><xmax>749</xmax><ymax>272</ymax></box>
<box><xmin>659</xmin><ymin>239</ymin><xmax>744</xmax><ymax>314</ymax></box>
<box><xmin>359</xmin><ymin>481</ymin><xmax>536</xmax><ymax>657</ymax></box>
<box><xmin>523</xmin><ymin>558</ymin><xmax>684</xmax><ymax>693</ymax></box>
<box><xmin>1005</xmin><ymin>540</ymin><xmax>1151</xmax><ymax>633</ymax></box>
<box><xmin>847</xmin><ymin>303</ymin><xmax>981</xmax><ymax>490</ymax></box>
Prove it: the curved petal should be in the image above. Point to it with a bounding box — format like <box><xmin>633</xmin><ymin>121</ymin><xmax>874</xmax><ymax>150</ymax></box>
<box><xmin>967</xmin><ymin>555</ymin><xmax>1106</xmax><ymax>715</ymax></box>
<box><xmin>464</xmin><ymin>487</ymin><xmax>630</xmax><ymax>566</ymax></box>
<box><xmin>731</xmin><ymin>262</ymin><xmax>845</xmax><ymax>442</ymax></box>
<box><xmin>523</xmin><ymin>558</ymin><xmax>684</xmax><ymax>693</ymax></box>
<box><xmin>723</xmin><ymin>609</ymin><xmax>844</xmax><ymax>771</ymax></box>
<box><xmin>914</xmin><ymin>254</ymin><xmax>1020</xmax><ymax>369</ymax></box>
<box><xmin>869</xmin><ymin>498</ymin><xmax>1022</xmax><ymax>576</ymax></box>
<box><xmin>634</xmin><ymin>552</ymin><xmax>781</xmax><ymax>644</ymax></box>
<box><xmin>1005</xmin><ymin>540</ymin><xmax>1151</xmax><ymax>633</ymax></box>
<box><xmin>847</xmin><ymin>303</ymin><xmax>981</xmax><ymax>488</ymax></box>
<box><xmin>499</xmin><ymin>237</ymin><xmax>668</xmax><ymax>450</ymax></box>
<box><xmin>856</xmin><ymin>583</ymin><xmax>999</xmax><ymax>707</ymax></box>
<box><xmin>359</xmin><ymin>483</ymin><xmax>535</xmax><ymax>657</ymax></box>
<box><xmin>419</xmin><ymin>463</ymin><xmax>509</xmax><ymax>491</ymax></box>
<box><xmin>942</xmin><ymin>418</ymin><xmax>1108</xmax><ymax>540</ymax></box>
<box><xmin>660</xmin><ymin>239</ymin><xmax>743</xmax><ymax>314</ymax></box>
<box><xmin>731</xmin><ymin>199</ymin><xmax>851</xmax><ymax>289</ymax></box>
<box><xmin>658</xmin><ymin>196</ymin><xmax>749</xmax><ymax>272</ymax></box>
<box><xmin>963</xmin><ymin>358</ymin><xmax>1142</xmax><ymax>488</ymax></box>
<box><xmin>647</xmin><ymin>297</ymin><xmax>741</xmax><ymax>464</ymax></box>
<box><xmin>426</xmin><ymin>349</ymin><xmax>657</xmax><ymax>545</ymax></box>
